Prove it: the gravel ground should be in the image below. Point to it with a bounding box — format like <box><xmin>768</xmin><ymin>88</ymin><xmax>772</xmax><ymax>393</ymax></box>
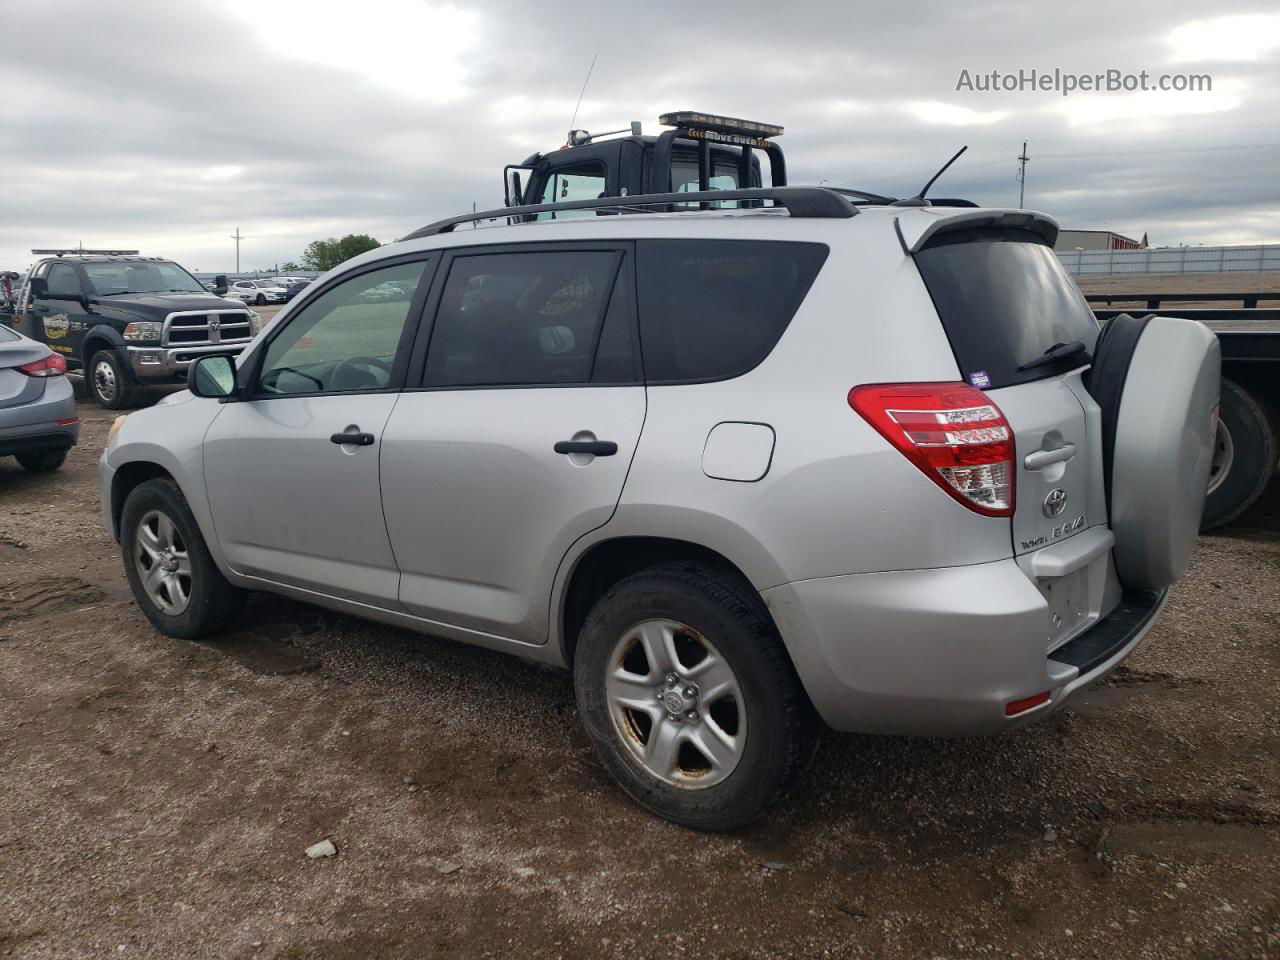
<box><xmin>1</xmin><ymin>386</ymin><xmax>1278</xmax><ymax>958</ymax></box>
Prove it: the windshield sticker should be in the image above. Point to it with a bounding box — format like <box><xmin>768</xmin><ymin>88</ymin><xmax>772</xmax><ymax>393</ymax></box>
<box><xmin>969</xmin><ymin>370</ymin><xmax>991</xmax><ymax>389</ymax></box>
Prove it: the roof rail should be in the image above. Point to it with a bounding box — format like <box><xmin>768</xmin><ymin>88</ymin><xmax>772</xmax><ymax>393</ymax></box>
<box><xmin>402</xmin><ymin>187</ymin><xmax>857</xmax><ymax>240</ymax></box>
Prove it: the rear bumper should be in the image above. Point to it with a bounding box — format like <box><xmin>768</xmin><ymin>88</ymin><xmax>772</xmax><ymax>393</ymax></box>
<box><xmin>762</xmin><ymin>557</ymin><xmax>1166</xmax><ymax>737</ymax></box>
<box><xmin>126</xmin><ymin>342</ymin><xmax>251</xmax><ymax>383</ymax></box>
<box><xmin>0</xmin><ymin>377</ymin><xmax>79</xmax><ymax>456</ymax></box>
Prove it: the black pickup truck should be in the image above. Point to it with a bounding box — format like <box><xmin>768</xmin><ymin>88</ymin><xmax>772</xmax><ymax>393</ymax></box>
<box><xmin>1</xmin><ymin>253</ymin><xmax>260</xmax><ymax>409</ymax></box>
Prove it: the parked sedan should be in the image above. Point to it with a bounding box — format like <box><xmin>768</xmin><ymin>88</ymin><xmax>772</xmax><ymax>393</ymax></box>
<box><xmin>226</xmin><ymin>279</ymin><xmax>288</xmax><ymax>306</ymax></box>
<box><xmin>0</xmin><ymin>324</ymin><xmax>78</xmax><ymax>472</ymax></box>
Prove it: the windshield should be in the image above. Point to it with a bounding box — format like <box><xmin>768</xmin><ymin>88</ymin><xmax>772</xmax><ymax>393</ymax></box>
<box><xmin>84</xmin><ymin>261</ymin><xmax>205</xmax><ymax>296</ymax></box>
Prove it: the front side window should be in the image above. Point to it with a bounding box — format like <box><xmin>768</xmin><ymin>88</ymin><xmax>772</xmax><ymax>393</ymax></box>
<box><xmin>533</xmin><ymin>162</ymin><xmax>607</xmax><ymax>220</ymax></box>
<box><xmin>636</xmin><ymin>240</ymin><xmax>828</xmax><ymax>383</ymax></box>
<box><xmin>257</xmin><ymin>260</ymin><xmax>427</xmax><ymax>395</ymax></box>
<box><xmin>424</xmin><ymin>250</ymin><xmax>625</xmax><ymax>387</ymax></box>
<box><xmin>46</xmin><ymin>264</ymin><xmax>82</xmax><ymax>297</ymax></box>
<box><xmin>84</xmin><ymin>261</ymin><xmax>203</xmax><ymax>295</ymax></box>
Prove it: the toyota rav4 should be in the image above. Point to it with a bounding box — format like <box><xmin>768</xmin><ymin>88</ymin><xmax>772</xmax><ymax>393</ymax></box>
<box><xmin>100</xmin><ymin>186</ymin><xmax>1219</xmax><ymax>830</ymax></box>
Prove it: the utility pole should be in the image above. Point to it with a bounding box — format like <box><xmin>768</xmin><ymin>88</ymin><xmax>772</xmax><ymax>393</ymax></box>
<box><xmin>1016</xmin><ymin>141</ymin><xmax>1030</xmax><ymax>208</ymax></box>
<box><xmin>230</xmin><ymin>227</ymin><xmax>244</xmax><ymax>274</ymax></box>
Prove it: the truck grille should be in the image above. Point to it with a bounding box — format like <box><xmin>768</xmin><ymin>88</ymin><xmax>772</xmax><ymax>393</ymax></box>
<box><xmin>163</xmin><ymin>311</ymin><xmax>254</xmax><ymax>347</ymax></box>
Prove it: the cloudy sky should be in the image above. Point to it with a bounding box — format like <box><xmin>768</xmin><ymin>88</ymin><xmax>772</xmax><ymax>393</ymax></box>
<box><xmin>3</xmin><ymin>0</ymin><xmax>1279</xmax><ymax>273</ymax></box>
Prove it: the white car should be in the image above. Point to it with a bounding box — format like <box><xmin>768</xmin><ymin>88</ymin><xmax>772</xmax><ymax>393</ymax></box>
<box><xmin>226</xmin><ymin>279</ymin><xmax>288</xmax><ymax>305</ymax></box>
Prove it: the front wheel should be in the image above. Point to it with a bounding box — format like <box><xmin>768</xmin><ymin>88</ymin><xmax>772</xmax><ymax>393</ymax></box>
<box><xmin>121</xmin><ymin>478</ymin><xmax>245</xmax><ymax>638</ymax></box>
<box><xmin>255</xmin><ymin>294</ymin><xmax>266</xmax><ymax>305</ymax></box>
<box><xmin>574</xmin><ymin>565</ymin><xmax>819</xmax><ymax>831</ymax></box>
<box><xmin>89</xmin><ymin>349</ymin><xmax>136</xmax><ymax>410</ymax></box>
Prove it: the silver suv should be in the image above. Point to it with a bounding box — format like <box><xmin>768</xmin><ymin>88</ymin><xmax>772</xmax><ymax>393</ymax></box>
<box><xmin>100</xmin><ymin>188</ymin><xmax>1219</xmax><ymax>830</ymax></box>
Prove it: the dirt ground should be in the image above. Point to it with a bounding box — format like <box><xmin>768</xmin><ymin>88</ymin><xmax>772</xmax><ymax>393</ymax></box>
<box><xmin>2</xmin><ymin>282</ymin><xmax>1279</xmax><ymax>959</ymax></box>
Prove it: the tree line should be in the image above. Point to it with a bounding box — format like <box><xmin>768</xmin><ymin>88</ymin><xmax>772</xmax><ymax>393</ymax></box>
<box><xmin>280</xmin><ymin>234</ymin><xmax>381</xmax><ymax>273</ymax></box>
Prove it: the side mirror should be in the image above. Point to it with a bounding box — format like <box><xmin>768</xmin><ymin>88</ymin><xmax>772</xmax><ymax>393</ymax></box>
<box><xmin>28</xmin><ymin>277</ymin><xmax>49</xmax><ymax>299</ymax></box>
<box><xmin>189</xmin><ymin>354</ymin><xmax>237</xmax><ymax>398</ymax></box>
<box><xmin>213</xmin><ymin>274</ymin><xmax>229</xmax><ymax>296</ymax></box>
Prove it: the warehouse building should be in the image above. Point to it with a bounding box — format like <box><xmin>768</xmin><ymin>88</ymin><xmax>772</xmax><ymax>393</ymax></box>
<box><xmin>1055</xmin><ymin>229</ymin><xmax>1148</xmax><ymax>251</ymax></box>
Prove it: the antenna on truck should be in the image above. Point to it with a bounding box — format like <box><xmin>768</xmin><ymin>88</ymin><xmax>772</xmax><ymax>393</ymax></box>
<box><xmin>566</xmin><ymin>53</ymin><xmax>598</xmax><ymax>143</ymax></box>
<box><xmin>893</xmin><ymin>145</ymin><xmax>968</xmax><ymax>207</ymax></box>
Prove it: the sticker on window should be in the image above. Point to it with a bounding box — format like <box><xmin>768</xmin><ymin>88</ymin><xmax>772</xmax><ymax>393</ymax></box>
<box><xmin>969</xmin><ymin>370</ymin><xmax>991</xmax><ymax>389</ymax></box>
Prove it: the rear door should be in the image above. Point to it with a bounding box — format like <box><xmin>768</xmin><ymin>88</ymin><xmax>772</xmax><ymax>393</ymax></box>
<box><xmin>379</xmin><ymin>242</ymin><xmax>645</xmax><ymax>644</ymax></box>
<box><xmin>913</xmin><ymin>228</ymin><xmax>1106</xmax><ymax>642</ymax></box>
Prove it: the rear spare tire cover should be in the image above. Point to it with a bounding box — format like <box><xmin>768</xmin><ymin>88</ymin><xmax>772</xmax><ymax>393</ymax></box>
<box><xmin>1088</xmin><ymin>314</ymin><xmax>1221</xmax><ymax>591</ymax></box>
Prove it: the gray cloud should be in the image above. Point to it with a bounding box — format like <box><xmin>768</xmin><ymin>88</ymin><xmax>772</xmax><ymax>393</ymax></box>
<box><xmin>3</xmin><ymin>0</ymin><xmax>1278</xmax><ymax>273</ymax></box>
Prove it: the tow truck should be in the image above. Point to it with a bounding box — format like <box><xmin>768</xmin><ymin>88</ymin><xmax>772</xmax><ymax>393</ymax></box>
<box><xmin>503</xmin><ymin>111</ymin><xmax>786</xmax><ymax>213</ymax></box>
<box><xmin>1</xmin><ymin>250</ymin><xmax>257</xmax><ymax>409</ymax></box>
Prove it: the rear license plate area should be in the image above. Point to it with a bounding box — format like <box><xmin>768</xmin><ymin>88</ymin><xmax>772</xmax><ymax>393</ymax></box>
<box><xmin>1040</xmin><ymin>568</ymin><xmax>1089</xmax><ymax>651</ymax></box>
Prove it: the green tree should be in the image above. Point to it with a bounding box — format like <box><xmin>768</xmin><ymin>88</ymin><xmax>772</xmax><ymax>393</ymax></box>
<box><xmin>299</xmin><ymin>234</ymin><xmax>381</xmax><ymax>272</ymax></box>
<box><xmin>280</xmin><ymin>260</ymin><xmax>302</xmax><ymax>272</ymax></box>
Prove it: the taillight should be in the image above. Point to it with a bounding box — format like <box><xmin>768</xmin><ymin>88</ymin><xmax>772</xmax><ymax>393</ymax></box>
<box><xmin>848</xmin><ymin>382</ymin><xmax>1015</xmax><ymax>517</ymax></box>
<box><xmin>18</xmin><ymin>353</ymin><xmax>67</xmax><ymax>378</ymax></box>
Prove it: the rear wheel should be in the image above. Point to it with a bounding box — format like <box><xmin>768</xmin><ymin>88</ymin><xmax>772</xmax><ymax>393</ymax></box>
<box><xmin>1202</xmin><ymin>378</ymin><xmax>1278</xmax><ymax>529</ymax></box>
<box><xmin>89</xmin><ymin>349</ymin><xmax>136</xmax><ymax>410</ymax></box>
<box><xmin>15</xmin><ymin>448</ymin><xmax>67</xmax><ymax>473</ymax></box>
<box><xmin>121</xmin><ymin>478</ymin><xmax>245</xmax><ymax>638</ymax></box>
<box><xmin>574</xmin><ymin>564</ymin><xmax>819</xmax><ymax>831</ymax></box>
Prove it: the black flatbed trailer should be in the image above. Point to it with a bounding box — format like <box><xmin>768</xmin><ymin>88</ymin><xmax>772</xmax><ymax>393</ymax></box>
<box><xmin>1086</xmin><ymin>293</ymin><xmax>1280</xmax><ymax>528</ymax></box>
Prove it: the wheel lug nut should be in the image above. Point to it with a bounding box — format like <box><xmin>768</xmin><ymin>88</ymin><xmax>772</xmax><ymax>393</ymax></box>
<box><xmin>666</xmin><ymin>674</ymin><xmax>678</xmax><ymax>684</ymax></box>
<box><xmin>683</xmin><ymin>686</ymin><xmax>696</xmax><ymax>697</ymax></box>
<box><xmin>686</xmin><ymin>710</ymin><xmax>699</xmax><ymax>722</ymax></box>
<box><xmin>668</xmin><ymin>714</ymin><xmax>680</xmax><ymax>723</ymax></box>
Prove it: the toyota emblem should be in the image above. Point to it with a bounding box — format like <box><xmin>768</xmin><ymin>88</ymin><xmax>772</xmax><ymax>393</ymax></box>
<box><xmin>1043</xmin><ymin>489</ymin><xmax>1067</xmax><ymax>518</ymax></box>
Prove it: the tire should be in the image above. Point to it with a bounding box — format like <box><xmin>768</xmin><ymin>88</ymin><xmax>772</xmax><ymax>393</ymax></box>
<box><xmin>255</xmin><ymin>294</ymin><xmax>266</xmax><ymax>306</ymax></box>
<box><xmin>1201</xmin><ymin>378</ymin><xmax>1278</xmax><ymax>530</ymax></box>
<box><xmin>574</xmin><ymin>564</ymin><xmax>820</xmax><ymax>831</ymax></box>
<box><xmin>1086</xmin><ymin>314</ymin><xmax>1220</xmax><ymax>590</ymax></box>
<box><xmin>120</xmin><ymin>478</ymin><xmax>245</xmax><ymax>639</ymax></box>
<box><xmin>15</xmin><ymin>448</ymin><xmax>67</xmax><ymax>473</ymax></box>
<box><xmin>89</xmin><ymin>349</ymin><xmax>137</xmax><ymax>410</ymax></box>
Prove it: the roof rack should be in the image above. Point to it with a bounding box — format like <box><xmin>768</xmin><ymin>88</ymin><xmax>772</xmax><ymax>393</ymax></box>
<box><xmin>403</xmin><ymin>187</ymin><xmax>857</xmax><ymax>240</ymax></box>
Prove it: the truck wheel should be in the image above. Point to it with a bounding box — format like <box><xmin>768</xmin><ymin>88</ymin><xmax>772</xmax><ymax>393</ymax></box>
<box><xmin>574</xmin><ymin>564</ymin><xmax>820</xmax><ymax>831</ymax></box>
<box><xmin>121</xmin><ymin>478</ymin><xmax>245</xmax><ymax>638</ymax></box>
<box><xmin>1201</xmin><ymin>379</ymin><xmax>1278</xmax><ymax>530</ymax></box>
<box><xmin>16</xmin><ymin>448</ymin><xmax>67</xmax><ymax>473</ymax></box>
<box><xmin>89</xmin><ymin>349</ymin><xmax>136</xmax><ymax>410</ymax></box>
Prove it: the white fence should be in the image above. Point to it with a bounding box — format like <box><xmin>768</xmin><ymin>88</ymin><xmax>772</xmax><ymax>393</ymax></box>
<box><xmin>1058</xmin><ymin>245</ymin><xmax>1280</xmax><ymax>276</ymax></box>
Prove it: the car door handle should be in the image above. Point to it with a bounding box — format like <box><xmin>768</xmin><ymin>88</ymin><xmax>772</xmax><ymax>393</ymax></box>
<box><xmin>1024</xmin><ymin>442</ymin><xmax>1076</xmax><ymax>470</ymax></box>
<box><xmin>331</xmin><ymin>431</ymin><xmax>375</xmax><ymax>446</ymax></box>
<box><xmin>554</xmin><ymin>439</ymin><xmax>618</xmax><ymax>457</ymax></box>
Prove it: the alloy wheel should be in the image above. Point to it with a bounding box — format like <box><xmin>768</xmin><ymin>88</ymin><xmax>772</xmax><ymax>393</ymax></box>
<box><xmin>133</xmin><ymin>509</ymin><xmax>193</xmax><ymax>615</ymax></box>
<box><xmin>605</xmin><ymin>619</ymin><xmax>746</xmax><ymax>789</ymax></box>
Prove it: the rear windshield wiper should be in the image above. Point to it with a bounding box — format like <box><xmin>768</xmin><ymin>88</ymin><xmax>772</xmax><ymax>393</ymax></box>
<box><xmin>1016</xmin><ymin>340</ymin><xmax>1091</xmax><ymax>372</ymax></box>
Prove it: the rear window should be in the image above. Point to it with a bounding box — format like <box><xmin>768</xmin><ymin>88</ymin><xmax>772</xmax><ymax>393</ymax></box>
<box><xmin>636</xmin><ymin>239</ymin><xmax>828</xmax><ymax>383</ymax></box>
<box><xmin>914</xmin><ymin>228</ymin><xmax>1100</xmax><ymax>389</ymax></box>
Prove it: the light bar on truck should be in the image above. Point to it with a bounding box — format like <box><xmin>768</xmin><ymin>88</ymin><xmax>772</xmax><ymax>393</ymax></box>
<box><xmin>659</xmin><ymin>112</ymin><xmax>783</xmax><ymax>138</ymax></box>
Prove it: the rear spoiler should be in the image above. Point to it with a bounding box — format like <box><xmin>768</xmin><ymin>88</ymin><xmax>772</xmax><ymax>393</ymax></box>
<box><xmin>895</xmin><ymin>209</ymin><xmax>1059</xmax><ymax>253</ymax></box>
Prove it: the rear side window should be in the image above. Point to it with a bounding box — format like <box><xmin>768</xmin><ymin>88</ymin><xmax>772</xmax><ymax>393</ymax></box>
<box><xmin>914</xmin><ymin>228</ymin><xmax>1100</xmax><ymax>389</ymax></box>
<box><xmin>636</xmin><ymin>240</ymin><xmax>828</xmax><ymax>383</ymax></box>
<box><xmin>424</xmin><ymin>250</ymin><xmax>627</xmax><ymax>387</ymax></box>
